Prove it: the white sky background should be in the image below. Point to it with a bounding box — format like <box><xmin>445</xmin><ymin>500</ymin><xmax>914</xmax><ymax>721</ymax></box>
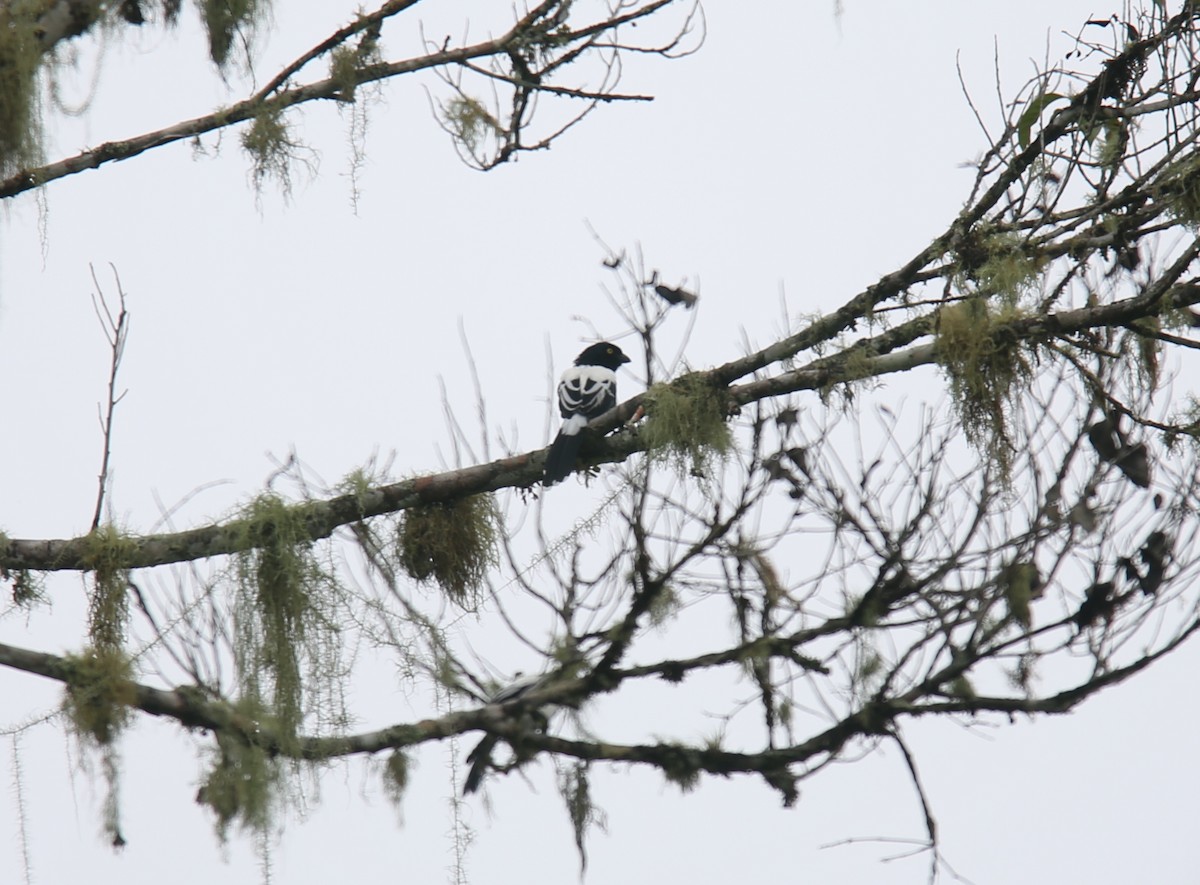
<box><xmin>0</xmin><ymin>2</ymin><xmax>1196</xmax><ymax>883</ymax></box>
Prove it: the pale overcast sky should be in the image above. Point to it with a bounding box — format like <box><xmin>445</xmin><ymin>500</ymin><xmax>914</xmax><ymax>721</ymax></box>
<box><xmin>1</xmin><ymin>3</ymin><xmax>1195</xmax><ymax>883</ymax></box>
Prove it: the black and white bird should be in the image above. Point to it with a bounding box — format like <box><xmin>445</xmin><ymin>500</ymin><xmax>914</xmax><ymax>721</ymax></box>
<box><xmin>463</xmin><ymin>673</ymin><xmax>556</xmax><ymax>795</ymax></box>
<box><xmin>543</xmin><ymin>341</ymin><xmax>631</xmax><ymax>486</ymax></box>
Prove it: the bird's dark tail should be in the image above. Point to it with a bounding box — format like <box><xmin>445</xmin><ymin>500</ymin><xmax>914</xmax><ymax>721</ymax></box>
<box><xmin>463</xmin><ymin>734</ymin><xmax>498</xmax><ymax>794</ymax></box>
<box><xmin>543</xmin><ymin>430</ymin><xmax>583</xmax><ymax>485</ymax></box>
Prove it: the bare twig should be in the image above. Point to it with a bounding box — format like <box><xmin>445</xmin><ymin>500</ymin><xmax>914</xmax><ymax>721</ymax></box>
<box><xmin>89</xmin><ymin>263</ymin><xmax>130</xmax><ymax>531</ymax></box>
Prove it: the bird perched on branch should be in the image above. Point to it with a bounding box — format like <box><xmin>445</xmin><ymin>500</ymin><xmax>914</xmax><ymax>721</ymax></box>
<box><xmin>543</xmin><ymin>341</ymin><xmax>631</xmax><ymax>485</ymax></box>
<box><xmin>463</xmin><ymin>673</ymin><xmax>556</xmax><ymax>795</ymax></box>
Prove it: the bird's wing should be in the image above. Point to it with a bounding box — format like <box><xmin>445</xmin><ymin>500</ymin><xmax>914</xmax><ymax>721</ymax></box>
<box><xmin>558</xmin><ymin>366</ymin><xmax>618</xmax><ymax>420</ymax></box>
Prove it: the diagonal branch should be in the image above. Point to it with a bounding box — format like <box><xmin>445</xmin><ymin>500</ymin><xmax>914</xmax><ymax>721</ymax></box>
<box><xmin>0</xmin><ymin>0</ymin><xmax>684</xmax><ymax>199</ymax></box>
<box><xmin>3</xmin><ymin>269</ymin><xmax>1198</xmax><ymax>575</ymax></box>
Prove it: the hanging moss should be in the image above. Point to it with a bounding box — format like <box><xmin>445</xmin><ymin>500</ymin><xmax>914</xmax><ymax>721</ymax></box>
<box><xmin>0</xmin><ymin>6</ymin><xmax>45</xmax><ymax>177</ymax></box>
<box><xmin>1164</xmin><ymin>397</ymin><xmax>1200</xmax><ymax>451</ymax></box>
<box><xmin>62</xmin><ymin>647</ymin><xmax>137</xmax><ymax>746</ymax></box>
<box><xmin>936</xmin><ymin>297</ymin><xmax>1033</xmax><ymax>479</ymax></box>
<box><xmin>201</xmin><ymin>0</ymin><xmax>268</xmax><ymax>68</ymax></box>
<box><xmin>241</xmin><ymin>104</ymin><xmax>306</xmax><ymax>196</ymax></box>
<box><xmin>1000</xmin><ymin>562</ymin><xmax>1042</xmax><ymax>629</ymax></box>
<box><xmin>1156</xmin><ymin>153</ymin><xmax>1200</xmax><ymax>226</ymax></box>
<box><xmin>954</xmin><ymin>229</ymin><xmax>1046</xmax><ymax>305</ymax></box>
<box><xmin>81</xmin><ymin>525</ymin><xmax>138</xmax><ymax>652</ymax></box>
<box><xmin>640</xmin><ymin>375</ymin><xmax>734</xmax><ymax>475</ymax></box>
<box><xmin>441</xmin><ymin>95</ymin><xmax>499</xmax><ymax>154</ymax></box>
<box><xmin>381</xmin><ymin>749</ymin><xmax>410</xmax><ymax>808</ymax></box>
<box><xmin>7</xmin><ymin>568</ymin><xmax>46</xmax><ymax>608</ymax></box>
<box><xmin>658</xmin><ymin>743</ymin><xmax>701</xmax><ymax>793</ymax></box>
<box><xmin>1093</xmin><ymin>118</ymin><xmax>1128</xmax><ymax>171</ymax></box>
<box><xmin>1008</xmin><ymin>653</ymin><xmax>1037</xmax><ymax>693</ymax></box>
<box><xmin>329</xmin><ymin>21</ymin><xmax>381</xmax><ymax>102</ymax></box>
<box><xmin>646</xmin><ymin>583</ymin><xmax>681</xmax><ymax>628</ymax></box>
<box><xmin>0</xmin><ymin>533</ymin><xmax>45</xmax><ymax>608</ymax></box>
<box><xmin>61</xmin><ymin>646</ymin><xmax>135</xmax><ymax>850</ymax></box>
<box><xmin>231</xmin><ymin>494</ymin><xmax>343</xmax><ymax>742</ymax></box>
<box><xmin>558</xmin><ymin>762</ymin><xmax>600</xmax><ymax>875</ymax></box>
<box><xmin>1124</xmin><ymin>316</ymin><xmax>1161</xmax><ymax>391</ymax></box>
<box><xmin>853</xmin><ymin>646</ymin><xmax>883</xmax><ymax>688</ymax></box>
<box><xmin>397</xmin><ymin>495</ymin><xmax>499</xmax><ymax>607</ymax></box>
<box><xmin>196</xmin><ymin>701</ymin><xmax>280</xmax><ymax>842</ymax></box>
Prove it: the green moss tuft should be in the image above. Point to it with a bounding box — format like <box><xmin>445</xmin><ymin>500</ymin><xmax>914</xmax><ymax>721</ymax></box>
<box><xmin>8</xmin><ymin>568</ymin><xmax>46</xmax><ymax>608</ymax></box>
<box><xmin>329</xmin><ymin>24</ymin><xmax>380</xmax><ymax>102</ymax></box>
<box><xmin>854</xmin><ymin>648</ymin><xmax>883</xmax><ymax>686</ymax></box>
<box><xmin>381</xmin><ymin>749</ymin><xmax>410</xmax><ymax>808</ymax></box>
<box><xmin>558</xmin><ymin>761</ymin><xmax>600</xmax><ymax>874</ymax></box>
<box><xmin>337</xmin><ymin>466</ymin><xmax>379</xmax><ymax>515</ymax></box>
<box><xmin>947</xmin><ymin>675</ymin><xmax>976</xmax><ymax>699</ymax></box>
<box><xmin>241</xmin><ymin>104</ymin><xmax>306</xmax><ymax>196</ymax></box>
<box><xmin>330</xmin><ymin>46</ymin><xmax>359</xmax><ymax>97</ymax></box>
<box><xmin>658</xmin><ymin>744</ymin><xmax>701</xmax><ymax>793</ymax></box>
<box><xmin>0</xmin><ymin>534</ymin><xmax>43</xmax><ymax>608</ymax></box>
<box><xmin>441</xmin><ymin>95</ymin><xmax>499</xmax><ymax>154</ymax></box>
<box><xmin>646</xmin><ymin>583</ymin><xmax>680</xmax><ymax>628</ymax></box>
<box><xmin>1157</xmin><ymin>154</ymin><xmax>1200</xmax><ymax>226</ymax></box>
<box><xmin>1094</xmin><ymin>118</ymin><xmax>1127</xmax><ymax>170</ymax></box>
<box><xmin>231</xmin><ymin>494</ymin><xmax>343</xmax><ymax>741</ymax></box>
<box><xmin>0</xmin><ymin>6</ymin><xmax>46</xmax><ymax>177</ymax></box>
<box><xmin>936</xmin><ymin>298</ymin><xmax>1033</xmax><ymax>479</ymax></box>
<box><xmin>196</xmin><ymin>702</ymin><xmax>280</xmax><ymax>841</ymax></box>
<box><xmin>1164</xmin><ymin>396</ymin><xmax>1200</xmax><ymax>452</ymax></box>
<box><xmin>397</xmin><ymin>495</ymin><xmax>499</xmax><ymax>607</ymax></box>
<box><xmin>62</xmin><ymin>647</ymin><xmax>137</xmax><ymax>746</ymax></box>
<box><xmin>640</xmin><ymin>376</ymin><xmax>734</xmax><ymax>475</ymax></box>
<box><xmin>1125</xmin><ymin>316</ymin><xmax>1161</xmax><ymax>391</ymax></box>
<box><xmin>201</xmin><ymin>0</ymin><xmax>268</xmax><ymax>69</ymax></box>
<box><xmin>1008</xmin><ymin>653</ymin><xmax>1037</xmax><ymax>692</ymax></box>
<box><xmin>777</xmin><ymin>697</ymin><xmax>793</xmax><ymax>729</ymax></box>
<box><xmin>955</xmin><ymin>230</ymin><xmax>1045</xmax><ymax>305</ymax></box>
<box><xmin>81</xmin><ymin>525</ymin><xmax>138</xmax><ymax>651</ymax></box>
<box><xmin>1000</xmin><ymin>562</ymin><xmax>1041</xmax><ymax>629</ymax></box>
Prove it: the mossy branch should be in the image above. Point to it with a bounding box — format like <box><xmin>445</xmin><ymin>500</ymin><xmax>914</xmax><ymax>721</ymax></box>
<box><xmin>1</xmin><ymin>268</ymin><xmax>1197</xmax><ymax>579</ymax></box>
<box><xmin>0</xmin><ymin>0</ymin><xmax>671</xmax><ymax>199</ymax></box>
<box><xmin>1</xmin><ymin>627</ymin><xmax>1185</xmax><ymax>795</ymax></box>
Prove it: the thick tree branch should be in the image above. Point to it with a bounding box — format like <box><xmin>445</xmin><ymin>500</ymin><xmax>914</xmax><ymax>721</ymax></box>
<box><xmin>12</xmin><ymin>612</ymin><xmax>1185</xmax><ymax>778</ymax></box>
<box><xmin>0</xmin><ymin>0</ymin><xmax>679</xmax><ymax>199</ymax></box>
<box><xmin>4</xmin><ymin>267</ymin><xmax>1197</xmax><ymax>574</ymax></box>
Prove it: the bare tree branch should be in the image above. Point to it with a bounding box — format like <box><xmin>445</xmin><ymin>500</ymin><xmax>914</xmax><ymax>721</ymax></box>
<box><xmin>88</xmin><ymin>264</ymin><xmax>129</xmax><ymax>532</ymax></box>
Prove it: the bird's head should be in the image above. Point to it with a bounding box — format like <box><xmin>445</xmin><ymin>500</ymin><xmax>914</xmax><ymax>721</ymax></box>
<box><xmin>574</xmin><ymin>341</ymin><xmax>631</xmax><ymax>371</ymax></box>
